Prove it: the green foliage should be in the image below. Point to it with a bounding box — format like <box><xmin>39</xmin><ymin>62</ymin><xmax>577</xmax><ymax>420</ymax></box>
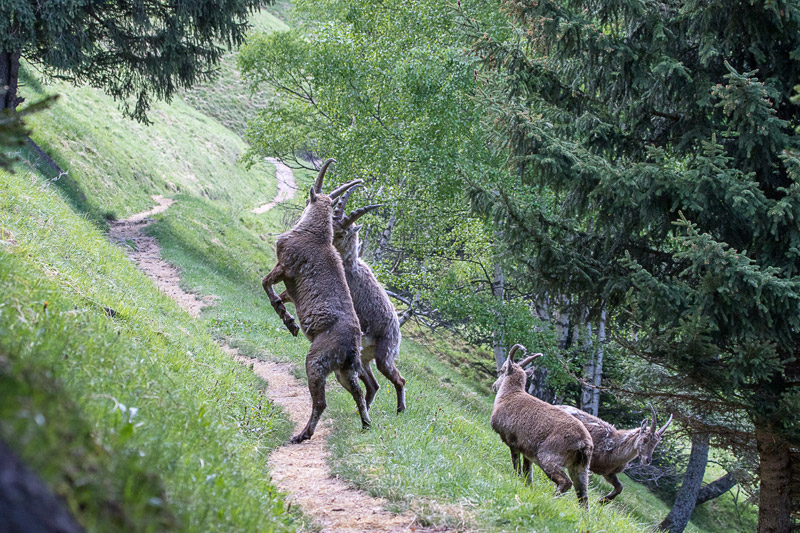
<box><xmin>0</xmin><ymin>96</ymin><xmax>55</xmax><ymax>171</ymax></box>
<box><xmin>465</xmin><ymin>0</ymin><xmax>800</xmax><ymax>525</ymax></box>
<box><xmin>3</xmin><ymin>0</ymin><xmax>271</xmax><ymax>121</ymax></box>
<box><xmin>238</xmin><ymin>0</ymin><xmax>560</xmax><ymax>364</ymax></box>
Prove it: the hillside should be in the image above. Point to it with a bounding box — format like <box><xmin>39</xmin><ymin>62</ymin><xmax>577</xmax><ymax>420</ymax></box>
<box><xmin>0</xmin><ymin>7</ymin><xmax>757</xmax><ymax>533</ymax></box>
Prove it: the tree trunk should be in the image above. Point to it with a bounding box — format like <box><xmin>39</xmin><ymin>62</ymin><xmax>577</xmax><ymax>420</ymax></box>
<box><xmin>0</xmin><ymin>51</ymin><xmax>22</xmax><ymax>111</ymax></box>
<box><xmin>492</xmin><ymin>261</ymin><xmax>505</xmax><ymax>372</ymax></box>
<box><xmin>695</xmin><ymin>472</ymin><xmax>736</xmax><ymax>505</ymax></box>
<box><xmin>372</xmin><ymin>207</ymin><xmax>397</xmax><ymax>263</ymax></box>
<box><xmin>0</xmin><ymin>438</ymin><xmax>84</xmax><ymax>533</ymax></box>
<box><xmin>660</xmin><ymin>432</ymin><xmax>710</xmax><ymax>533</ymax></box>
<box><xmin>755</xmin><ymin>426</ymin><xmax>793</xmax><ymax>533</ymax></box>
<box><xmin>580</xmin><ymin>319</ymin><xmax>594</xmax><ymax>413</ymax></box>
<box><xmin>591</xmin><ymin>307</ymin><xmax>606</xmax><ymax>415</ymax></box>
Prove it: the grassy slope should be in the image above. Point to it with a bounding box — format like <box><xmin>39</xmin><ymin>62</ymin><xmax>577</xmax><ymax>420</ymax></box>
<box><xmin>0</xmin><ymin>169</ymin><xmax>293</xmax><ymax>531</ymax></box>
<box><xmin>20</xmin><ymin>64</ymin><xmax>276</xmax><ymax>223</ymax></box>
<box><xmin>0</xmin><ymin>10</ymin><xmax>296</xmax><ymax>530</ymax></box>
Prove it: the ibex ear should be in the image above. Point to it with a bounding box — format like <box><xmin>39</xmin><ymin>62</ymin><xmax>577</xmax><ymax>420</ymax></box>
<box><xmin>309</xmin><ymin>187</ymin><xmax>317</xmax><ymax>203</ymax></box>
<box><xmin>353</xmin><ymin>223</ymin><xmax>363</xmax><ymax>232</ymax></box>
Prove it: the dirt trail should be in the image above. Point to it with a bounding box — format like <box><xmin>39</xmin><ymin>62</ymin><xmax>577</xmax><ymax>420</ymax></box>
<box><xmin>108</xmin><ymin>195</ymin><xmax>213</xmax><ymax>317</ymax></box>
<box><xmin>253</xmin><ymin>158</ymin><xmax>297</xmax><ymax>214</ymax></box>
<box><xmin>111</xmin><ymin>194</ymin><xmax>433</xmax><ymax>532</ymax></box>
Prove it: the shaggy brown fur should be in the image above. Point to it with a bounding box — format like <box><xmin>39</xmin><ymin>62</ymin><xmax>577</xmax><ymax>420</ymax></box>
<box><xmin>332</xmin><ymin>185</ymin><xmax>405</xmax><ymax>412</ymax></box>
<box><xmin>261</xmin><ymin>163</ymin><xmax>369</xmax><ymax>443</ymax></box>
<box><xmin>491</xmin><ymin>345</ymin><xmax>593</xmax><ymax>508</ymax></box>
<box><xmin>558</xmin><ymin>404</ymin><xmax>673</xmax><ymax>502</ymax></box>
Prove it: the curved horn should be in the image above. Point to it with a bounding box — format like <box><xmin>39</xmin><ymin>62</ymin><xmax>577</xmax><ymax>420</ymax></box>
<box><xmin>342</xmin><ymin>204</ymin><xmax>383</xmax><ymax>228</ymax></box>
<box><xmin>333</xmin><ymin>183</ymin><xmax>363</xmax><ymax>221</ymax></box>
<box><xmin>314</xmin><ymin>158</ymin><xmax>336</xmax><ymax>193</ymax></box>
<box><xmin>329</xmin><ymin>179</ymin><xmax>364</xmax><ymax>200</ymax></box>
<box><xmin>507</xmin><ymin>344</ymin><xmax>526</xmax><ymax>364</ymax></box>
<box><xmin>649</xmin><ymin>403</ymin><xmax>658</xmax><ymax>433</ymax></box>
<box><xmin>657</xmin><ymin>413</ymin><xmax>674</xmax><ymax>436</ymax></box>
<box><xmin>517</xmin><ymin>353</ymin><xmax>544</xmax><ymax>368</ymax></box>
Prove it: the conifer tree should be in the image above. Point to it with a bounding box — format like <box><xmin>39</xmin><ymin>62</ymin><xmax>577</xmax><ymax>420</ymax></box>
<box><xmin>464</xmin><ymin>1</ymin><xmax>800</xmax><ymax>530</ymax></box>
<box><xmin>1</xmin><ymin>0</ymin><xmax>267</xmax><ymax>121</ymax></box>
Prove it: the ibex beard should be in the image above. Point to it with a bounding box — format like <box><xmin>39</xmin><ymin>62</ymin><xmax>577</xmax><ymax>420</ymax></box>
<box><xmin>261</xmin><ymin>160</ymin><xmax>370</xmax><ymax>443</ymax></box>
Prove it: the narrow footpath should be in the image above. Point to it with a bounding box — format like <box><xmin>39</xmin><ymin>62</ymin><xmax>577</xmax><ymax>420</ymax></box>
<box><xmin>108</xmin><ymin>170</ymin><xmax>436</xmax><ymax>531</ymax></box>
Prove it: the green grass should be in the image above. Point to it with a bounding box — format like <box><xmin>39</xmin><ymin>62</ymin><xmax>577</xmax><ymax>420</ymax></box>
<box><xmin>183</xmin><ymin>10</ymin><xmax>289</xmax><ymax>135</ymax></box>
<box><xmin>0</xmin><ymin>167</ymin><xmax>294</xmax><ymax>531</ymax></box>
<box><xmin>18</xmin><ymin>67</ymin><xmax>276</xmax><ymax>223</ymax></box>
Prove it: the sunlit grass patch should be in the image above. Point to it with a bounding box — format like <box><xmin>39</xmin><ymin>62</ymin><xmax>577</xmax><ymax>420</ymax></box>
<box><xmin>0</xmin><ymin>168</ymin><xmax>294</xmax><ymax>531</ymax></box>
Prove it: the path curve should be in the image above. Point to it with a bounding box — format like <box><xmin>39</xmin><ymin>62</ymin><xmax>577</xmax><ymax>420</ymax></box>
<box><xmin>108</xmin><ymin>195</ymin><xmax>213</xmax><ymax>317</ymax></box>
<box><xmin>253</xmin><ymin>158</ymin><xmax>297</xmax><ymax>214</ymax></box>
<box><xmin>110</xmin><ymin>195</ymin><xmax>436</xmax><ymax>532</ymax></box>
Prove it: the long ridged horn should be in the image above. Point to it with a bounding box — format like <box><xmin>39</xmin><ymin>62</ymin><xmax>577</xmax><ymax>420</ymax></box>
<box><xmin>657</xmin><ymin>413</ymin><xmax>674</xmax><ymax>436</ymax></box>
<box><xmin>517</xmin><ymin>352</ymin><xmax>544</xmax><ymax>368</ymax></box>
<box><xmin>507</xmin><ymin>344</ymin><xmax>526</xmax><ymax>364</ymax></box>
<box><xmin>342</xmin><ymin>204</ymin><xmax>383</xmax><ymax>228</ymax></box>
<box><xmin>329</xmin><ymin>179</ymin><xmax>364</xmax><ymax>200</ymax></box>
<box><xmin>333</xmin><ymin>183</ymin><xmax>363</xmax><ymax>221</ymax></box>
<box><xmin>314</xmin><ymin>158</ymin><xmax>336</xmax><ymax>193</ymax></box>
<box><xmin>649</xmin><ymin>403</ymin><xmax>658</xmax><ymax>433</ymax></box>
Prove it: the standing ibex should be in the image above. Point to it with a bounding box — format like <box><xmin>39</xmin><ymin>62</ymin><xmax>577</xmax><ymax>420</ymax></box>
<box><xmin>557</xmin><ymin>404</ymin><xmax>673</xmax><ymax>502</ymax></box>
<box><xmin>262</xmin><ymin>159</ymin><xmax>370</xmax><ymax>443</ymax></box>
<box><xmin>491</xmin><ymin>345</ymin><xmax>593</xmax><ymax>508</ymax></box>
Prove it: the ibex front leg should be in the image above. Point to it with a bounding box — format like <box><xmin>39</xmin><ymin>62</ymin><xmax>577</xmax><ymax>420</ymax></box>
<box><xmin>262</xmin><ymin>263</ymin><xmax>300</xmax><ymax>336</ymax></box>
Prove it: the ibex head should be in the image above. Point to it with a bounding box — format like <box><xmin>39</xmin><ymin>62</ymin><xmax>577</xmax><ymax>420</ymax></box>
<box><xmin>634</xmin><ymin>403</ymin><xmax>673</xmax><ymax>465</ymax></box>
<box><xmin>299</xmin><ymin>159</ymin><xmax>363</xmax><ymax>238</ymax></box>
<box><xmin>330</xmin><ymin>182</ymin><xmax>382</xmax><ymax>256</ymax></box>
<box><xmin>493</xmin><ymin>345</ymin><xmax>544</xmax><ymax>393</ymax></box>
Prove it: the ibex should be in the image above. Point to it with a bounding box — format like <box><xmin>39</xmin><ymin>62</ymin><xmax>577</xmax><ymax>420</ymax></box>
<box><xmin>280</xmin><ymin>180</ymin><xmax>407</xmax><ymax>412</ymax></box>
<box><xmin>331</xmin><ymin>184</ymin><xmax>406</xmax><ymax>412</ymax></box>
<box><xmin>491</xmin><ymin>345</ymin><xmax>593</xmax><ymax>508</ymax></box>
<box><xmin>261</xmin><ymin>159</ymin><xmax>370</xmax><ymax>443</ymax></box>
<box><xmin>557</xmin><ymin>404</ymin><xmax>673</xmax><ymax>503</ymax></box>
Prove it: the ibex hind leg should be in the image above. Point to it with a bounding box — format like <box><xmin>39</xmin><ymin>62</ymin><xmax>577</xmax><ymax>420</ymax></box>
<box><xmin>539</xmin><ymin>458</ymin><xmax>573</xmax><ymax>495</ymax></box>
<box><xmin>358</xmin><ymin>361</ymin><xmax>379</xmax><ymax>409</ymax></box>
<box><xmin>568</xmin><ymin>463</ymin><xmax>590</xmax><ymax>509</ymax></box>
<box><xmin>334</xmin><ymin>368</ymin><xmax>371</xmax><ymax>430</ymax></box>
<box><xmin>358</xmin><ymin>341</ymin><xmax>379</xmax><ymax>408</ymax></box>
<box><xmin>374</xmin><ymin>335</ymin><xmax>406</xmax><ymax>413</ymax></box>
<box><xmin>290</xmin><ymin>368</ymin><xmax>328</xmax><ymax>444</ymax></box>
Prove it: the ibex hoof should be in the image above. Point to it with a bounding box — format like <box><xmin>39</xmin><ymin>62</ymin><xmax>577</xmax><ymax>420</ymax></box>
<box><xmin>289</xmin><ymin>432</ymin><xmax>311</xmax><ymax>444</ymax></box>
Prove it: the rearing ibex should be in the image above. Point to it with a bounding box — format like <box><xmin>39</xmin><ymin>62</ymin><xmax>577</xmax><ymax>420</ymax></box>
<box><xmin>331</xmin><ymin>184</ymin><xmax>406</xmax><ymax>412</ymax></box>
<box><xmin>557</xmin><ymin>403</ymin><xmax>673</xmax><ymax>502</ymax></box>
<box><xmin>261</xmin><ymin>159</ymin><xmax>369</xmax><ymax>443</ymax></box>
<box><xmin>280</xmin><ymin>179</ymin><xmax>407</xmax><ymax>412</ymax></box>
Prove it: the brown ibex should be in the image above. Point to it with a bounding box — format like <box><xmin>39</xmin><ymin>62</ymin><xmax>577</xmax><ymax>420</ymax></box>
<box><xmin>331</xmin><ymin>184</ymin><xmax>406</xmax><ymax>412</ymax></box>
<box><xmin>280</xmin><ymin>180</ymin><xmax>407</xmax><ymax>412</ymax></box>
<box><xmin>557</xmin><ymin>404</ymin><xmax>673</xmax><ymax>502</ymax></box>
<box><xmin>261</xmin><ymin>159</ymin><xmax>370</xmax><ymax>443</ymax></box>
<box><xmin>491</xmin><ymin>345</ymin><xmax>593</xmax><ymax>508</ymax></box>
